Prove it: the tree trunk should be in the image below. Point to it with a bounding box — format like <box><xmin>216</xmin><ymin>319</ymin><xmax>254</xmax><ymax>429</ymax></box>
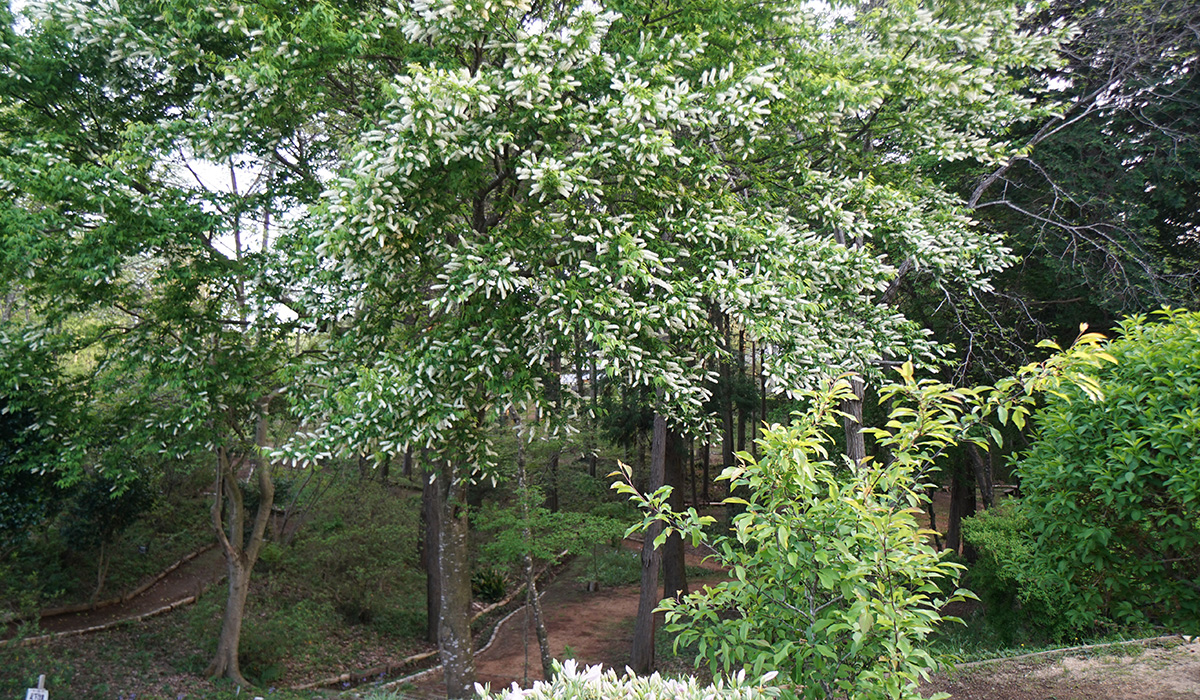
<box><xmin>662</xmin><ymin>429</ymin><xmax>688</xmax><ymax>602</ymax></box>
<box><xmin>422</xmin><ymin>464</ymin><xmax>442</xmax><ymax>645</ymax></box>
<box><xmin>545</xmin><ymin>353</ymin><xmax>561</xmax><ymax>512</ymax></box>
<box><xmin>841</xmin><ymin>374</ymin><xmax>866</xmax><ymax>473</ymax></box>
<box><xmin>688</xmin><ymin>437</ymin><xmax>697</xmax><ymax>507</ymax></box>
<box><xmin>206</xmin><ymin>414</ymin><xmax>274</xmax><ymax>687</ymax></box>
<box><xmin>630</xmin><ymin>413</ymin><xmax>667</xmax><ymax>674</ymax></box>
<box><xmin>968</xmin><ymin>443</ymin><xmax>995</xmax><ymax>509</ymax></box>
<box><xmin>402</xmin><ymin>445</ymin><xmax>413</xmax><ymax>481</ymax></box>
<box><xmin>91</xmin><ymin>540</ymin><xmax>109</xmax><ymax>607</ymax></box>
<box><xmin>760</xmin><ymin>343</ymin><xmax>767</xmax><ymax>433</ymax></box>
<box><xmin>737</xmin><ymin>330</ymin><xmax>747</xmax><ymax>453</ymax></box>
<box><xmin>437</xmin><ymin>460</ymin><xmax>476</xmax><ymax>698</ymax></box>
<box><xmin>924</xmin><ymin>484</ymin><xmax>943</xmax><ymax>550</ymax></box>
<box><xmin>749</xmin><ymin>340</ymin><xmax>757</xmax><ymax>459</ymax></box>
<box><xmin>588</xmin><ymin>351</ymin><xmax>598</xmax><ymax>478</ymax></box>
<box><xmin>208</xmin><ymin>551</ymin><xmax>253</xmax><ymax>686</ymax></box>
<box><xmin>517</xmin><ymin>424</ymin><xmax>553</xmax><ymax>679</ymax></box>
<box><xmin>701</xmin><ymin>441</ymin><xmax>710</xmax><ymax>502</ymax></box>
<box><xmin>524</xmin><ymin>553</ymin><xmax>552</xmax><ymax>679</ymax></box>
<box><xmin>946</xmin><ymin>466</ymin><xmax>977</xmax><ymax>556</ymax></box>
<box><xmin>636</xmin><ymin>433</ymin><xmax>646</xmax><ymax>491</ymax></box>
<box><xmin>545</xmin><ymin>451</ymin><xmax>560</xmax><ymax>513</ymax></box>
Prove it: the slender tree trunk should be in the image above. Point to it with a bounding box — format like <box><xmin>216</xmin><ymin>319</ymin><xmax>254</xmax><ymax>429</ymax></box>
<box><xmin>524</xmin><ymin>554</ymin><xmax>552</xmax><ymax>679</ymax></box>
<box><xmin>422</xmin><ymin>464</ymin><xmax>442</xmax><ymax>645</ymax></box>
<box><xmin>662</xmin><ymin>429</ymin><xmax>688</xmax><ymax>602</ymax></box>
<box><xmin>402</xmin><ymin>445</ymin><xmax>413</xmax><ymax>481</ymax></box>
<box><xmin>546</xmin><ymin>353</ymin><xmax>561</xmax><ymax>512</ymax></box>
<box><xmin>841</xmin><ymin>374</ymin><xmax>866</xmax><ymax>473</ymax></box>
<box><xmin>437</xmin><ymin>460</ymin><xmax>476</xmax><ymax>698</ymax></box>
<box><xmin>517</xmin><ymin>425</ymin><xmax>553</xmax><ymax>679</ymax></box>
<box><xmin>630</xmin><ymin>413</ymin><xmax>667</xmax><ymax>674</ymax></box>
<box><xmin>760</xmin><ymin>343</ymin><xmax>767</xmax><ymax>430</ymax></box>
<box><xmin>924</xmin><ymin>484</ymin><xmax>943</xmax><ymax>550</ymax></box>
<box><xmin>946</xmin><ymin>465</ymin><xmax>976</xmax><ymax>555</ymax></box>
<box><xmin>588</xmin><ymin>351</ymin><xmax>598</xmax><ymax>478</ymax></box>
<box><xmin>749</xmin><ymin>340</ymin><xmax>758</xmax><ymax>459</ymax></box>
<box><xmin>91</xmin><ymin>540</ymin><xmax>108</xmax><ymax>607</ymax></box>
<box><xmin>701</xmin><ymin>441</ymin><xmax>710</xmax><ymax>502</ymax></box>
<box><xmin>209</xmin><ymin>553</ymin><xmax>253</xmax><ymax>686</ymax></box>
<box><xmin>946</xmin><ymin>473</ymin><xmax>964</xmax><ymax>553</ymax></box>
<box><xmin>207</xmin><ymin>414</ymin><xmax>274</xmax><ymax>687</ymax></box>
<box><xmin>737</xmin><ymin>330</ymin><xmax>747</xmax><ymax>453</ymax></box>
<box><xmin>688</xmin><ymin>437</ymin><xmax>697</xmax><ymax>507</ymax></box>
<box><xmin>636</xmin><ymin>433</ymin><xmax>646</xmax><ymax>491</ymax></box>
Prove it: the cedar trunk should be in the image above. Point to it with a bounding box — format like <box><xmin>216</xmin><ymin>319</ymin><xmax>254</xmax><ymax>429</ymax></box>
<box><xmin>422</xmin><ymin>465</ymin><xmax>442</xmax><ymax>645</ymax></box>
<box><xmin>517</xmin><ymin>426</ymin><xmax>553</xmax><ymax>678</ymax></box>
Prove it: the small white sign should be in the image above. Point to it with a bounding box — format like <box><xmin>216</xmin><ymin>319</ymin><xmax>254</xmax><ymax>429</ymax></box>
<box><xmin>25</xmin><ymin>689</ymin><xmax>49</xmax><ymax>700</ymax></box>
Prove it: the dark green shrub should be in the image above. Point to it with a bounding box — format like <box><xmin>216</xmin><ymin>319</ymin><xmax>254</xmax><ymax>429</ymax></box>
<box><xmin>962</xmin><ymin>504</ymin><xmax>1074</xmax><ymax>642</ymax></box>
<box><xmin>581</xmin><ymin>545</ymin><xmax>641</xmax><ymax>587</ymax></box>
<box><xmin>371</xmin><ymin>604</ymin><xmax>427</xmax><ymax>639</ymax></box>
<box><xmin>279</xmin><ymin>480</ymin><xmax>421</xmax><ymax>632</ymax></box>
<box><xmin>471</xmin><ymin>565</ymin><xmax>507</xmax><ymax>603</ymax></box>
<box><xmin>238</xmin><ymin>598</ymin><xmax>335</xmax><ymax>684</ymax></box>
<box><xmin>997</xmin><ymin>309</ymin><xmax>1200</xmax><ymax>632</ymax></box>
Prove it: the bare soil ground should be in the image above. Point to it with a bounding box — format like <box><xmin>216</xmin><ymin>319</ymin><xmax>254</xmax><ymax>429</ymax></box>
<box><xmin>922</xmin><ymin>639</ymin><xmax>1200</xmax><ymax>699</ymax></box>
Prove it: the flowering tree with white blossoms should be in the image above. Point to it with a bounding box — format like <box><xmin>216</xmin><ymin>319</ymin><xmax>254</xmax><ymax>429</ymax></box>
<box><xmin>4</xmin><ymin>0</ymin><xmax>1068</xmax><ymax>693</ymax></box>
<box><xmin>277</xmin><ymin>1</ymin><xmax>1065</xmax><ymax>693</ymax></box>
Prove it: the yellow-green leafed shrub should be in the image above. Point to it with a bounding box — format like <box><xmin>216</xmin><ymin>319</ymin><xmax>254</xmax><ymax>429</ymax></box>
<box><xmin>996</xmin><ymin>308</ymin><xmax>1200</xmax><ymax>632</ymax></box>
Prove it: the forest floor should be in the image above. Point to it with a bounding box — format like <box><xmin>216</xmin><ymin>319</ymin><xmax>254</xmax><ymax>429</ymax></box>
<box><xmin>9</xmin><ymin>512</ymin><xmax>1200</xmax><ymax>699</ymax></box>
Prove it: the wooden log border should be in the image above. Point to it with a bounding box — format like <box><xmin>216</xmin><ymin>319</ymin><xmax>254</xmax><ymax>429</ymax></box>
<box><xmin>3</xmin><ymin>574</ymin><xmax>226</xmax><ymax>647</ymax></box>
<box><xmin>293</xmin><ymin>550</ymin><xmax>571</xmax><ymax>692</ymax></box>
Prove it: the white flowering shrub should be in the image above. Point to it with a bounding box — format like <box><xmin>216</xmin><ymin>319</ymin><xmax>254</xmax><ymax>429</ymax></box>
<box><xmin>471</xmin><ymin>660</ymin><xmax>780</xmax><ymax>700</ymax></box>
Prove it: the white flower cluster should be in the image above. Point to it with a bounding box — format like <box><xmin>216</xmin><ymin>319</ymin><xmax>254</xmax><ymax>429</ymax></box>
<box><xmin>472</xmin><ymin>659</ymin><xmax>780</xmax><ymax>700</ymax></box>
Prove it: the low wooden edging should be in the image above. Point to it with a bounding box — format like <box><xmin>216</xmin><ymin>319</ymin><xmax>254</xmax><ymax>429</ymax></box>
<box><xmin>4</xmin><ymin>575</ymin><xmax>226</xmax><ymax>647</ymax></box>
<box><xmin>4</xmin><ymin>543</ymin><xmax>219</xmax><ymax>625</ymax></box>
<box><xmin>294</xmin><ymin>550</ymin><xmax>571</xmax><ymax>692</ymax></box>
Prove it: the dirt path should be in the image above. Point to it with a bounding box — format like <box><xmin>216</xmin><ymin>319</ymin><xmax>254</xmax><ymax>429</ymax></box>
<box><xmin>3</xmin><ymin>546</ymin><xmax>225</xmax><ymax>642</ymax></box>
<box><xmin>405</xmin><ymin>540</ymin><xmax>726</xmax><ymax>697</ymax></box>
<box><xmin>403</xmin><ymin>537</ymin><xmax>1200</xmax><ymax>700</ymax></box>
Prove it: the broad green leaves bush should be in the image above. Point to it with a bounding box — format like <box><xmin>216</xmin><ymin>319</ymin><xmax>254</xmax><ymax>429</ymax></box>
<box><xmin>615</xmin><ymin>336</ymin><xmax>1114</xmax><ymax>699</ymax></box>
<box><xmin>972</xmin><ymin>308</ymin><xmax>1200</xmax><ymax>633</ymax></box>
<box><xmin>960</xmin><ymin>503</ymin><xmax>1074</xmax><ymax>642</ymax></box>
<box><xmin>618</xmin><ymin>379</ymin><xmax>968</xmax><ymax>700</ymax></box>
